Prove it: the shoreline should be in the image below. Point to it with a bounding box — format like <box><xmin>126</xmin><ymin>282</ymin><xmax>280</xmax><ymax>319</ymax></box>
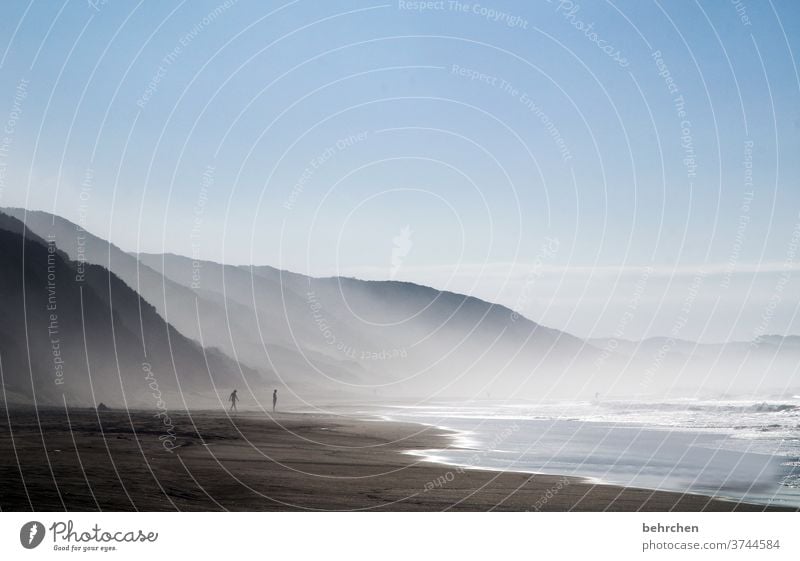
<box><xmin>404</xmin><ymin>443</ymin><xmax>796</xmax><ymax>511</ymax></box>
<box><xmin>383</xmin><ymin>411</ymin><xmax>800</xmax><ymax>511</ymax></box>
<box><xmin>0</xmin><ymin>407</ymin><xmax>793</xmax><ymax>511</ymax></box>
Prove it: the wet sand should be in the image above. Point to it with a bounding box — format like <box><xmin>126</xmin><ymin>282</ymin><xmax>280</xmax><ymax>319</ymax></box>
<box><xmin>0</xmin><ymin>407</ymin><xmax>790</xmax><ymax>511</ymax></box>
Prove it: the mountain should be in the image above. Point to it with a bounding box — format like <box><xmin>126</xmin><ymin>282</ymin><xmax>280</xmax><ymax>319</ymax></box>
<box><xmin>2</xmin><ymin>208</ymin><xmax>361</xmax><ymax>395</ymax></box>
<box><xmin>0</xmin><ymin>211</ymin><xmax>262</xmax><ymax>408</ymax></box>
<box><xmin>8</xmin><ymin>208</ymin><xmax>798</xmax><ymax>400</ymax></box>
<box><xmin>5</xmin><ymin>208</ymin><xmax>597</xmax><ymax>399</ymax></box>
<box><xmin>137</xmin><ymin>254</ymin><xmax>597</xmax><ymax>398</ymax></box>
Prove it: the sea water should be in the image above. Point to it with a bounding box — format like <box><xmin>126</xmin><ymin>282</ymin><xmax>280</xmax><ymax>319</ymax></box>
<box><xmin>382</xmin><ymin>398</ymin><xmax>800</xmax><ymax>508</ymax></box>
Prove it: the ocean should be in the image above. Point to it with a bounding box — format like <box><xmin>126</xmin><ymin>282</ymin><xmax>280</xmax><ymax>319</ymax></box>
<box><xmin>381</xmin><ymin>398</ymin><xmax>800</xmax><ymax>508</ymax></box>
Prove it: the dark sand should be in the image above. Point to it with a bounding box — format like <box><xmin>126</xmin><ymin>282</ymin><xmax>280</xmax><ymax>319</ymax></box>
<box><xmin>0</xmin><ymin>407</ymin><xmax>790</xmax><ymax>511</ymax></box>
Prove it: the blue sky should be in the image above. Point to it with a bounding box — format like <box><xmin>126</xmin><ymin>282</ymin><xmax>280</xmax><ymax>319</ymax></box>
<box><xmin>1</xmin><ymin>0</ymin><xmax>799</xmax><ymax>341</ymax></box>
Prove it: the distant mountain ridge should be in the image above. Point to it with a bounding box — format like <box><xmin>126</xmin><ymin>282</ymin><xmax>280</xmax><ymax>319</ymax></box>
<box><xmin>5</xmin><ymin>207</ymin><xmax>799</xmax><ymax>400</ymax></box>
<box><xmin>137</xmin><ymin>251</ymin><xmax>595</xmax><ymax>398</ymax></box>
<box><xmin>5</xmin><ymin>209</ymin><xmax>598</xmax><ymax>398</ymax></box>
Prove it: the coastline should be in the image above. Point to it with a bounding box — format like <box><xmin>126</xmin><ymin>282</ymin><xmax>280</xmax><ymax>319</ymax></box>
<box><xmin>0</xmin><ymin>407</ymin><xmax>792</xmax><ymax>512</ymax></box>
<box><xmin>390</xmin><ymin>414</ymin><xmax>800</xmax><ymax>510</ymax></box>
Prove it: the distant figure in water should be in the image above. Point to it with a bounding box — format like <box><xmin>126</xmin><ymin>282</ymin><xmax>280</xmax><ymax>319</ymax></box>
<box><xmin>272</xmin><ymin>389</ymin><xmax>278</xmax><ymax>413</ymax></box>
<box><xmin>229</xmin><ymin>389</ymin><xmax>239</xmax><ymax>412</ymax></box>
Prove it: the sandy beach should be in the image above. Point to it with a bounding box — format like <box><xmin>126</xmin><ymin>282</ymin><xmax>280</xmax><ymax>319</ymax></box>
<box><xmin>0</xmin><ymin>407</ymin><xmax>790</xmax><ymax>512</ymax></box>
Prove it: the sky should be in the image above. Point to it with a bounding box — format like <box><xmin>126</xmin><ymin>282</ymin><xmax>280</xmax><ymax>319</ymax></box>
<box><xmin>1</xmin><ymin>0</ymin><xmax>799</xmax><ymax>342</ymax></box>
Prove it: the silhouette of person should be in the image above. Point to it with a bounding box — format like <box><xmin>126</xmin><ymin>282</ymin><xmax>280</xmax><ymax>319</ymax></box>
<box><xmin>272</xmin><ymin>389</ymin><xmax>278</xmax><ymax>413</ymax></box>
<box><xmin>229</xmin><ymin>389</ymin><xmax>239</xmax><ymax>412</ymax></box>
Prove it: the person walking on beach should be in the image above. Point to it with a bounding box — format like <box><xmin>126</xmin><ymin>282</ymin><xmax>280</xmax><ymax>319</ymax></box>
<box><xmin>272</xmin><ymin>389</ymin><xmax>278</xmax><ymax>413</ymax></box>
<box><xmin>229</xmin><ymin>389</ymin><xmax>239</xmax><ymax>413</ymax></box>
